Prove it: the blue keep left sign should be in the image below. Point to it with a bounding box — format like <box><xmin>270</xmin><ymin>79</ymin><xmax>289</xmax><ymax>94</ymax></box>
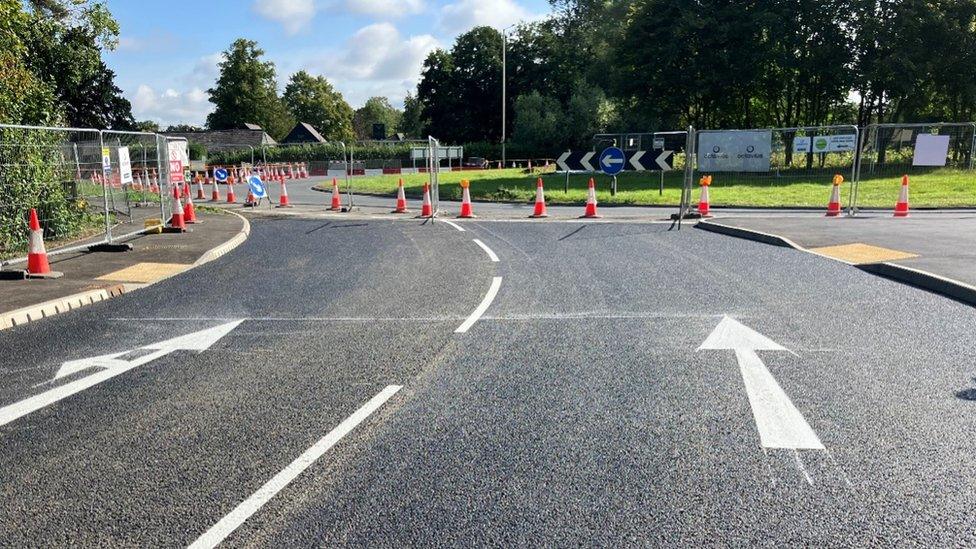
<box><xmin>600</xmin><ymin>147</ymin><xmax>626</xmax><ymax>176</ymax></box>
<box><xmin>248</xmin><ymin>175</ymin><xmax>266</xmax><ymax>199</ymax></box>
<box><xmin>214</xmin><ymin>168</ymin><xmax>228</xmax><ymax>182</ymax></box>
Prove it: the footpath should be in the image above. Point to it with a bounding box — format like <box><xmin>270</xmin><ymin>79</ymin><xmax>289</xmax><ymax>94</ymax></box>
<box><xmin>0</xmin><ymin>211</ymin><xmax>249</xmax><ymax>330</ymax></box>
<box><xmin>698</xmin><ymin>210</ymin><xmax>976</xmax><ymax>306</ymax></box>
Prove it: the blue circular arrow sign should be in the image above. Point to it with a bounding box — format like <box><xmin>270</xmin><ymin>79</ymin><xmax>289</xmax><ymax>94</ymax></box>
<box><xmin>248</xmin><ymin>175</ymin><xmax>266</xmax><ymax>199</ymax></box>
<box><xmin>600</xmin><ymin>147</ymin><xmax>626</xmax><ymax>176</ymax></box>
<box><xmin>214</xmin><ymin>168</ymin><xmax>228</xmax><ymax>182</ymax></box>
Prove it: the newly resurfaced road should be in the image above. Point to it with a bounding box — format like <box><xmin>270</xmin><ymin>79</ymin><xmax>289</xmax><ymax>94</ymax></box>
<box><xmin>2</xmin><ymin>215</ymin><xmax>976</xmax><ymax>546</ymax></box>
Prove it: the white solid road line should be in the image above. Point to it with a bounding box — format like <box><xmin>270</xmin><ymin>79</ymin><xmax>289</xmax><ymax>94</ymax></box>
<box><xmin>472</xmin><ymin>239</ymin><xmax>500</xmax><ymax>262</ymax></box>
<box><xmin>455</xmin><ymin>277</ymin><xmax>503</xmax><ymax>333</ymax></box>
<box><xmin>439</xmin><ymin>219</ymin><xmax>466</xmax><ymax>232</ymax></box>
<box><xmin>188</xmin><ymin>385</ymin><xmax>403</xmax><ymax>549</ymax></box>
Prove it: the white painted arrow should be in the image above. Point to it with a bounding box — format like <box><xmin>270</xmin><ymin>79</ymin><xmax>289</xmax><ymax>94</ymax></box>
<box><xmin>630</xmin><ymin>150</ymin><xmax>647</xmax><ymax>171</ymax></box>
<box><xmin>556</xmin><ymin>152</ymin><xmax>571</xmax><ymax>172</ymax></box>
<box><xmin>655</xmin><ymin>150</ymin><xmax>673</xmax><ymax>171</ymax></box>
<box><xmin>580</xmin><ymin>152</ymin><xmax>596</xmax><ymax>172</ymax></box>
<box><xmin>698</xmin><ymin>316</ymin><xmax>824</xmax><ymax>450</ymax></box>
<box><xmin>0</xmin><ymin>320</ymin><xmax>244</xmax><ymax>428</ymax></box>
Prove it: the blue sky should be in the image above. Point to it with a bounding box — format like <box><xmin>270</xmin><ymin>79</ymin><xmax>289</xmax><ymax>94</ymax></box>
<box><xmin>103</xmin><ymin>0</ymin><xmax>553</xmax><ymax>127</ymax></box>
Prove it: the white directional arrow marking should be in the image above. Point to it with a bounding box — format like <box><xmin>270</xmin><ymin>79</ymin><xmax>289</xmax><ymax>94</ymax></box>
<box><xmin>601</xmin><ymin>154</ymin><xmax>624</xmax><ymax>168</ymax></box>
<box><xmin>556</xmin><ymin>152</ymin><xmax>571</xmax><ymax>172</ymax></box>
<box><xmin>630</xmin><ymin>150</ymin><xmax>646</xmax><ymax>171</ymax></box>
<box><xmin>0</xmin><ymin>320</ymin><xmax>244</xmax><ymax>428</ymax></box>
<box><xmin>698</xmin><ymin>316</ymin><xmax>824</xmax><ymax>450</ymax></box>
<box><xmin>655</xmin><ymin>150</ymin><xmax>673</xmax><ymax>171</ymax></box>
<box><xmin>580</xmin><ymin>152</ymin><xmax>595</xmax><ymax>172</ymax></box>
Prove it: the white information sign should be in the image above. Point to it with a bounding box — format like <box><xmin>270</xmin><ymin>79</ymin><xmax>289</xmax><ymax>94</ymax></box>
<box><xmin>698</xmin><ymin>131</ymin><xmax>771</xmax><ymax>172</ymax></box>
<box><xmin>793</xmin><ymin>137</ymin><xmax>811</xmax><ymax>153</ymax></box>
<box><xmin>118</xmin><ymin>146</ymin><xmax>133</xmax><ymax>184</ymax></box>
<box><xmin>913</xmin><ymin>134</ymin><xmax>950</xmax><ymax>167</ymax></box>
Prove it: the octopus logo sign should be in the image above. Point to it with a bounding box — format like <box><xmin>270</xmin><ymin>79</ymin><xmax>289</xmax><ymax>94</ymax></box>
<box><xmin>698</xmin><ymin>131</ymin><xmax>772</xmax><ymax>172</ymax></box>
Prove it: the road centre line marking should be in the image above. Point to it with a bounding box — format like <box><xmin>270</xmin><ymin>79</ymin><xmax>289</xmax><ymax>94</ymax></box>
<box><xmin>472</xmin><ymin>239</ymin><xmax>500</xmax><ymax>262</ymax></box>
<box><xmin>455</xmin><ymin>277</ymin><xmax>503</xmax><ymax>333</ymax></box>
<box><xmin>439</xmin><ymin>219</ymin><xmax>466</xmax><ymax>232</ymax></box>
<box><xmin>188</xmin><ymin>385</ymin><xmax>403</xmax><ymax>549</ymax></box>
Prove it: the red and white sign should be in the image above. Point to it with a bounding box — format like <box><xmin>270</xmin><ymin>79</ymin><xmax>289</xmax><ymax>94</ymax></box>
<box><xmin>169</xmin><ymin>160</ymin><xmax>185</xmax><ymax>183</ymax></box>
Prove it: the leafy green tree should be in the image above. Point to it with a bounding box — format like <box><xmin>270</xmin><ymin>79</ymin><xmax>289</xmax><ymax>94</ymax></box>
<box><xmin>417</xmin><ymin>49</ymin><xmax>457</xmax><ymax>140</ymax></box>
<box><xmin>283</xmin><ymin>71</ymin><xmax>355</xmax><ymax>141</ymax></box>
<box><xmin>353</xmin><ymin>97</ymin><xmax>402</xmax><ymax>140</ymax></box>
<box><xmin>399</xmin><ymin>92</ymin><xmax>425</xmax><ymax>137</ymax></box>
<box><xmin>134</xmin><ymin>120</ymin><xmax>160</xmax><ymax>133</ymax></box>
<box><xmin>206</xmin><ymin>39</ymin><xmax>293</xmax><ymax>140</ymax></box>
<box><xmin>512</xmin><ymin>92</ymin><xmax>564</xmax><ymax>153</ymax></box>
<box><xmin>165</xmin><ymin>124</ymin><xmax>203</xmax><ymax>132</ymax></box>
<box><xmin>0</xmin><ymin>0</ymin><xmax>60</xmax><ymax>125</ymax></box>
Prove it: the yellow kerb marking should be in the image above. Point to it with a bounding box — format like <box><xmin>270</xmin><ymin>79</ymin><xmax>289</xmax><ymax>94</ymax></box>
<box><xmin>809</xmin><ymin>243</ymin><xmax>918</xmax><ymax>265</ymax></box>
<box><xmin>96</xmin><ymin>262</ymin><xmax>190</xmax><ymax>283</ymax></box>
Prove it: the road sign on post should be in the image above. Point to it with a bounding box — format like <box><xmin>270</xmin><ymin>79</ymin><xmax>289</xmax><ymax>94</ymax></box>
<box><xmin>600</xmin><ymin>147</ymin><xmax>626</xmax><ymax>176</ymax></box>
<box><xmin>557</xmin><ymin>149</ymin><xmax>674</xmax><ymax>172</ymax></box>
<box><xmin>214</xmin><ymin>168</ymin><xmax>228</xmax><ymax>182</ymax></box>
<box><xmin>248</xmin><ymin>175</ymin><xmax>266</xmax><ymax>199</ymax></box>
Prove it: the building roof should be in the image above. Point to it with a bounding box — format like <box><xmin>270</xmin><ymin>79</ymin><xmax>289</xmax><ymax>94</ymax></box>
<box><xmin>281</xmin><ymin>122</ymin><xmax>327</xmax><ymax>145</ymax></box>
<box><xmin>162</xmin><ymin>128</ymin><xmax>277</xmax><ymax>151</ymax></box>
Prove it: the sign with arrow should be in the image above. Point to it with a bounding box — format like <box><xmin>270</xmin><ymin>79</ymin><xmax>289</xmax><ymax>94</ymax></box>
<box><xmin>557</xmin><ymin>150</ymin><xmax>673</xmax><ymax>173</ymax></box>
<box><xmin>248</xmin><ymin>175</ymin><xmax>267</xmax><ymax>199</ymax></box>
<box><xmin>0</xmin><ymin>321</ymin><xmax>244</xmax><ymax>428</ymax></box>
<box><xmin>600</xmin><ymin>147</ymin><xmax>626</xmax><ymax>176</ymax></box>
<box><xmin>214</xmin><ymin>168</ymin><xmax>229</xmax><ymax>182</ymax></box>
<box><xmin>698</xmin><ymin>316</ymin><xmax>824</xmax><ymax>450</ymax></box>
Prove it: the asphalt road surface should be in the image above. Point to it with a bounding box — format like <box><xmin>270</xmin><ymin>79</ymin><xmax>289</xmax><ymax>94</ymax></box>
<box><xmin>2</xmin><ymin>214</ymin><xmax>976</xmax><ymax>546</ymax></box>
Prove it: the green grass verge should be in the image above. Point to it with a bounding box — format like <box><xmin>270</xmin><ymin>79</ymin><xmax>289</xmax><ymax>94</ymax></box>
<box><xmin>324</xmin><ymin>168</ymin><xmax>976</xmax><ymax>208</ymax></box>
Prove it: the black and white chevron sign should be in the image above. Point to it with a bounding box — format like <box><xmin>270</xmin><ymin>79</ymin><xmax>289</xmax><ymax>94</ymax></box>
<box><xmin>556</xmin><ymin>150</ymin><xmax>673</xmax><ymax>172</ymax></box>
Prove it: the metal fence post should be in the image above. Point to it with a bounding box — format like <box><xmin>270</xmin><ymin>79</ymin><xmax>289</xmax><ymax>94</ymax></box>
<box><xmin>97</xmin><ymin>130</ymin><xmax>112</xmax><ymax>244</ymax></box>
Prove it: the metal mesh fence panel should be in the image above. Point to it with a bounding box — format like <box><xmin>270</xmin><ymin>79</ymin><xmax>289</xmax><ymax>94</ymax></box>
<box><xmin>854</xmin><ymin>123</ymin><xmax>976</xmax><ymax>210</ymax></box>
<box><xmin>102</xmin><ymin>130</ymin><xmax>167</xmax><ymax>240</ymax></box>
<box><xmin>694</xmin><ymin>126</ymin><xmax>858</xmax><ymax>209</ymax></box>
<box><xmin>0</xmin><ymin>125</ymin><xmax>108</xmax><ymax>265</ymax></box>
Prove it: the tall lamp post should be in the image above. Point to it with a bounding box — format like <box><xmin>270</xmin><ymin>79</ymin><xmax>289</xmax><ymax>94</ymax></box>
<box><xmin>502</xmin><ymin>24</ymin><xmax>516</xmax><ymax>168</ymax></box>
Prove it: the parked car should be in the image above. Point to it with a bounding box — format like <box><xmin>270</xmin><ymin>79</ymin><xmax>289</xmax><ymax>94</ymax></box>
<box><xmin>463</xmin><ymin>157</ymin><xmax>488</xmax><ymax>168</ymax></box>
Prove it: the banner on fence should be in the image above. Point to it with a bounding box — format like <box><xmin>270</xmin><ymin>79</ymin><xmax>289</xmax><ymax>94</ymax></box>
<box><xmin>699</xmin><ymin>130</ymin><xmax>771</xmax><ymax>172</ymax></box>
<box><xmin>913</xmin><ymin>134</ymin><xmax>950</xmax><ymax>166</ymax></box>
<box><xmin>118</xmin><ymin>146</ymin><xmax>133</xmax><ymax>184</ymax></box>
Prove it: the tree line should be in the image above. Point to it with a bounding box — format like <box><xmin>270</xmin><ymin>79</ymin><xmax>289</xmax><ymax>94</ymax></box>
<box><xmin>409</xmin><ymin>0</ymin><xmax>976</xmax><ymax>154</ymax></box>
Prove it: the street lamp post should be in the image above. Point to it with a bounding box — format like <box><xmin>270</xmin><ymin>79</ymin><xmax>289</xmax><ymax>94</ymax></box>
<box><xmin>502</xmin><ymin>24</ymin><xmax>515</xmax><ymax>169</ymax></box>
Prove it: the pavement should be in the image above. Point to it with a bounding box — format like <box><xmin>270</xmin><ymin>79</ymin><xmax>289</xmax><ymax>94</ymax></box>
<box><xmin>2</xmin><ymin>213</ymin><xmax>976</xmax><ymax>545</ymax></box>
<box><xmin>0</xmin><ymin>210</ymin><xmax>247</xmax><ymax>326</ymax></box>
<box><xmin>696</xmin><ymin>210</ymin><xmax>976</xmax><ymax>298</ymax></box>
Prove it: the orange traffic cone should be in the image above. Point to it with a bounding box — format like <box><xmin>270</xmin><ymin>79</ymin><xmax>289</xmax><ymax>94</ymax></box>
<box><xmin>581</xmin><ymin>178</ymin><xmax>601</xmax><ymax>218</ymax></box>
<box><xmin>894</xmin><ymin>175</ymin><xmax>910</xmax><ymax>217</ymax></box>
<box><xmin>329</xmin><ymin>177</ymin><xmax>342</xmax><ymax>211</ymax></box>
<box><xmin>211</xmin><ymin>176</ymin><xmax>221</xmax><ymax>201</ymax></box>
<box><xmin>196</xmin><ymin>175</ymin><xmax>206</xmax><ymax>200</ymax></box>
<box><xmin>392</xmin><ymin>178</ymin><xmax>409</xmax><ymax>213</ymax></box>
<box><xmin>530</xmin><ymin>177</ymin><xmax>548</xmax><ymax>218</ymax></box>
<box><xmin>458</xmin><ymin>180</ymin><xmax>474</xmax><ymax>218</ymax></box>
<box><xmin>697</xmin><ymin>175</ymin><xmax>713</xmax><ymax>217</ymax></box>
<box><xmin>277</xmin><ymin>175</ymin><xmax>292</xmax><ymax>208</ymax></box>
<box><xmin>226</xmin><ymin>179</ymin><xmax>237</xmax><ymax>204</ymax></box>
<box><xmin>826</xmin><ymin>174</ymin><xmax>844</xmax><ymax>217</ymax></box>
<box><xmin>149</xmin><ymin>173</ymin><xmax>159</xmax><ymax>194</ymax></box>
<box><xmin>26</xmin><ymin>209</ymin><xmax>62</xmax><ymax>278</ymax></box>
<box><xmin>419</xmin><ymin>182</ymin><xmax>433</xmax><ymax>218</ymax></box>
<box><xmin>169</xmin><ymin>186</ymin><xmax>186</xmax><ymax>231</ymax></box>
<box><xmin>183</xmin><ymin>183</ymin><xmax>197</xmax><ymax>223</ymax></box>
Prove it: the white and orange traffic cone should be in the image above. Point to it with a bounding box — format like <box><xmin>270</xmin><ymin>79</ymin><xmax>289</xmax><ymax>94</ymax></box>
<box><xmin>211</xmin><ymin>176</ymin><xmax>221</xmax><ymax>202</ymax></box>
<box><xmin>26</xmin><ymin>209</ymin><xmax>62</xmax><ymax>278</ymax></box>
<box><xmin>302</xmin><ymin>163</ymin><xmax>309</xmax><ymax>178</ymax></box>
<box><xmin>277</xmin><ymin>175</ymin><xmax>292</xmax><ymax>208</ymax></box>
<box><xmin>419</xmin><ymin>182</ymin><xmax>433</xmax><ymax>218</ymax></box>
<box><xmin>530</xmin><ymin>177</ymin><xmax>548</xmax><ymax>218</ymax></box>
<box><xmin>581</xmin><ymin>178</ymin><xmax>601</xmax><ymax>218</ymax></box>
<box><xmin>196</xmin><ymin>175</ymin><xmax>206</xmax><ymax>200</ymax></box>
<box><xmin>329</xmin><ymin>177</ymin><xmax>342</xmax><ymax>211</ymax></box>
<box><xmin>826</xmin><ymin>174</ymin><xmax>844</xmax><ymax>217</ymax></box>
<box><xmin>150</xmin><ymin>173</ymin><xmax>159</xmax><ymax>194</ymax></box>
<box><xmin>697</xmin><ymin>175</ymin><xmax>713</xmax><ymax>217</ymax></box>
<box><xmin>894</xmin><ymin>175</ymin><xmax>910</xmax><ymax>217</ymax></box>
<box><xmin>458</xmin><ymin>180</ymin><xmax>474</xmax><ymax>218</ymax></box>
<box><xmin>169</xmin><ymin>186</ymin><xmax>186</xmax><ymax>231</ymax></box>
<box><xmin>183</xmin><ymin>183</ymin><xmax>197</xmax><ymax>224</ymax></box>
<box><xmin>226</xmin><ymin>178</ymin><xmax>237</xmax><ymax>204</ymax></box>
<box><xmin>392</xmin><ymin>178</ymin><xmax>409</xmax><ymax>213</ymax></box>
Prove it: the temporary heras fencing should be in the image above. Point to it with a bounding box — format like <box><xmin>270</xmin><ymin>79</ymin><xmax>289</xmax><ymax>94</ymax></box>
<box><xmin>0</xmin><ymin>123</ymin><xmax>182</xmax><ymax>271</ymax></box>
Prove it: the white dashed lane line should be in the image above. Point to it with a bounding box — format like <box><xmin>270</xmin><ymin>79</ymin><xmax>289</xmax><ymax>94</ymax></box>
<box><xmin>455</xmin><ymin>277</ymin><xmax>503</xmax><ymax>333</ymax></box>
<box><xmin>472</xmin><ymin>239</ymin><xmax>500</xmax><ymax>262</ymax></box>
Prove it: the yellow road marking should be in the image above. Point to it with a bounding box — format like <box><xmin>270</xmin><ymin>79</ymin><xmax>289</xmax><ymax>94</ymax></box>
<box><xmin>96</xmin><ymin>262</ymin><xmax>190</xmax><ymax>283</ymax></box>
<box><xmin>809</xmin><ymin>243</ymin><xmax>918</xmax><ymax>265</ymax></box>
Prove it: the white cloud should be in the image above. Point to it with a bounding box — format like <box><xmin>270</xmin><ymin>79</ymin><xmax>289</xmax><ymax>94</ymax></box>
<box><xmin>130</xmin><ymin>85</ymin><xmax>211</xmax><ymax>127</ymax></box>
<box><xmin>252</xmin><ymin>0</ymin><xmax>317</xmax><ymax>35</ymax></box>
<box><xmin>438</xmin><ymin>0</ymin><xmax>538</xmax><ymax>35</ymax></box>
<box><xmin>344</xmin><ymin>0</ymin><xmax>425</xmax><ymax>18</ymax></box>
